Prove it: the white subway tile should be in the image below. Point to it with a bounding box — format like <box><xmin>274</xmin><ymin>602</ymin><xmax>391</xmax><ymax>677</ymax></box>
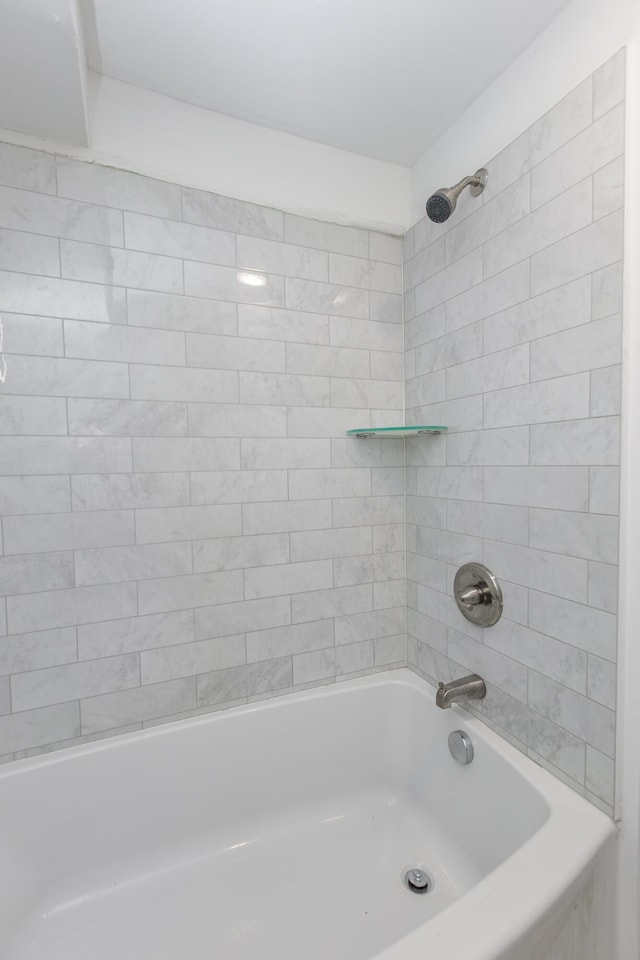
<box><xmin>528</xmin><ymin>671</ymin><xmax>615</xmax><ymax>757</ymax></box>
<box><xmin>531</xmin><ymin>315</ymin><xmax>621</xmax><ymax>381</ymax></box>
<box><xmin>191</xmin><ymin>470</ymin><xmax>288</xmax><ymax>504</ymax></box>
<box><xmin>447</xmin><ymin>427</ymin><xmax>529</xmax><ymax>466</ymax></box>
<box><xmin>75</xmin><ymin>542</ymin><xmax>192</xmax><ymax>586</ymax></box>
<box><xmin>0</xmin><ymin>626</ymin><xmax>77</xmax><ymax>675</ymax></box>
<box><xmin>0</xmin><ymin>354</ymin><xmax>129</xmax><ymax>399</ymax></box>
<box><xmin>246</xmin><ymin>620</ymin><xmax>333</xmax><ymax>662</ymax></box>
<box><xmin>330</xmin><ymin>316</ymin><xmax>402</xmax><ymax>351</ymax></box>
<box><xmin>127</xmin><ymin>290</ymin><xmax>237</xmax><ymax>335</ymax></box>
<box><xmin>369</xmin><ymin>232</ymin><xmax>402</xmax><ymax>265</ymax></box>
<box><xmin>587</xmin><ymin>655</ymin><xmax>617</xmax><ymax>709</ymax></box>
<box><xmin>7</xmin><ymin>582</ymin><xmax>138</xmax><ymax>634</ymax></box>
<box><xmin>447</xmin><ymin>629</ymin><xmax>528</xmax><ymax>701</ymax></box>
<box><xmin>331</xmin><ymin>378</ymin><xmax>402</xmax><ymax>410</ymax></box>
<box><xmin>405</xmin><ymin>304</ymin><xmax>445</xmax><ymax>349</ymax></box>
<box><xmin>335</xmin><ymin>607</ymin><xmax>404</xmax><ymax>645</ymax></box>
<box><xmin>416</xmin><ymin>466</ymin><xmax>483</xmax><ymax>501</ymax></box>
<box><xmin>68</xmin><ymin>399</ymin><xmax>187</xmax><ymax>437</ymax></box>
<box><xmin>585</xmin><ymin>746</ymin><xmax>614</xmax><ymax>806</ymax></box>
<box><xmin>588</xmin><ymin>561</ymin><xmax>618</xmax><ymax>613</ymax></box>
<box><xmin>4</xmin><ymin>510</ymin><xmax>134</xmax><ymax>555</ymax></box>
<box><xmin>415</xmin><ymin>248</ymin><xmax>483</xmax><ymax>313</ymax></box>
<box><xmin>484</xmin><ymin>277</ymin><xmax>590</xmax><ymax>352</ymax></box>
<box><xmin>488</xmin><ymin>619</ymin><xmax>587</xmax><ymax>693</ymax></box>
<box><xmin>138</xmin><ymin>570</ymin><xmax>243</xmax><ymax>615</ymax></box>
<box><xmin>241</xmin><ymin>438</ymin><xmax>329</xmax><ymax>469</ymax></box>
<box><xmin>330</xmin><ymin>437</ymin><xmax>404</xmax><ymax>468</ymax></box>
<box><xmin>529</xmin><ymin>508</ymin><xmax>618</xmax><ymax>564</ymax></box>
<box><xmin>334</xmin><ymin>552</ymin><xmax>403</xmax><ymax>587</ymax></box>
<box><xmin>0</xmin><ymin>227</ymin><xmax>59</xmax><ymax>277</ymax></box>
<box><xmin>335</xmin><ymin>641</ymin><xmax>374</xmax><ymax>676</ymax></box>
<box><xmin>130</xmin><ymin>364</ymin><xmax>238</xmax><ymax>403</ymax></box>
<box><xmin>446</xmin><ymin>500</ymin><xmax>528</xmax><ymax>545</ymax></box>
<box><xmin>592</xmin><ymin>262</ymin><xmax>623</xmax><ymax>320</ymax></box>
<box><xmin>0</xmin><ymin>313</ymin><xmax>64</xmax><ymax>357</ymax></box>
<box><xmin>288</xmin><ymin>468</ymin><xmax>371</xmax><ymax>500</ymax></box>
<box><xmin>245</xmin><ymin>560</ymin><xmax>332</xmax><ymax>599</ymax></box>
<box><xmin>186</xmin><ymin>332</ymin><xmax>285</xmax><ymax>372</ymax></box>
<box><xmin>447</xmin><ymin>345</ymin><xmax>529</xmax><ymax>400</ymax></box>
<box><xmin>374</xmin><ymin>634</ymin><xmax>405</xmax><ymax>666</ymax></box>
<box><xmin>591</xmin><ymin>364</ymin><xmax>622</xmax><ymax>418</ymax></box>
<box><xmin>286</xmin><ymin>343</ymin><xmax>369</xmax><ymax>378</ymax></box>
<box><xmin>291</xmin><ymin>527</ymin><xmax>372</xmax><ymax>562</ymax></box>
<box><xmin>182</xmin><ymin>187</ymin><xmax>283</xmax><ymax>240</ymax></box>
<box><xmin>242</xmin><ymin>499</ymin><xmax>332</xmax><ymax>535</ymax></box>
<box><xmin>0</xmin><ymin>271</ymin><xmax>127</xmax><ymax>323</ymax></box>
<box><xmin>415</xmin><ymin>322</ymin><xmax>482</xmax><ymax>376</ymax></box>
<box><xmin>370</xmin><ymin>350</ymin><xmax>403</xmax><ymax>381</ymax></box>
<box><xmin>78</xmin><ymin>610</ymin><xmax>194</xmax><ymax>659</ymax></box>
<box><xmin>135</xmin><ymin>504</ymin><xmax>241</xmax><ymax>544</ymax></box>
<box><xmin>589</xmin><ymin>466</ymin><xmax>619</xmax><ymax>515</ymax></box>
<box><xmin>446</xmin><ymin>176</ymin><xmax>531</xmax><ymax>264</ymax></box>
<box><xmin>185</xmin><ymin>261</ymin><xmax>284</xmax><ymax>306</ymax></box>
<box><xmin>292</xmin><ymin>584</ymin><xmax>372</xmax><ymax>623</ymax></box>
<box><xmin>483</xmin><ymin>374</ymin><xmax>590</xmax><ymax>428</ymax></box>
<box><xmin>404</xmin><ymin>240</ymin><xmax>445</xmax><ymax>292</ymax></box>
<box><xmin>286</xmin><ymin>278</ymin><xmax>368</xmax><ymax>318</ymax></box>
<box><xmin>193</xmin><ymin>534</ymin><xmax>289</xmax><ymax>573</ymax></box>
<box><xmin>189</xmin><ymin>403</ymin><xmax>286</xmax><ymax>438</ymax></box>
<box><xmin>132</xmin><ymin>438</ymin><xmax>239</xmax><ymax>472</ymax></box>
<box><xmin>593</xmin><ymin>156</ymin><xmax>624</xmax><ymax>221</ymax></box>
<box><xmin>332</xmin><ymin>495</ymin><xmax>404</xmax><ymax>527</ymax></box>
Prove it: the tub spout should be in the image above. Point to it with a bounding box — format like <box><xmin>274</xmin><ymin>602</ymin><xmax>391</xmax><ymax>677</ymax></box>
<box><xmin>436</xmin><ymin>674</ymin><xmax>486</xmax><ymax>709</ymax></box>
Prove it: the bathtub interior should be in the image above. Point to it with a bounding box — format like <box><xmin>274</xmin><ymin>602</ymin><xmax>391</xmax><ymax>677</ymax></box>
<box><xmin>0</xmin><ymin>671</ymin><xmax>551</xmax><ymax>959</ymax></box>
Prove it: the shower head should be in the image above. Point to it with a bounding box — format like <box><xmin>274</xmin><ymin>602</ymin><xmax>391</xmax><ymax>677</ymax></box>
<box><xmin>426</xmin><ymin>167</ymin><xmax>488</xmax><ymax>223</ymax></box>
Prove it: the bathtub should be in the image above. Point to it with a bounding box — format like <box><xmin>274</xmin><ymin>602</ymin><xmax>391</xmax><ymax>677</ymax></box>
<box><xmin>0</xmin><ymin>669</ymin><xmax>614</xmax><ymax>960</ymax></box>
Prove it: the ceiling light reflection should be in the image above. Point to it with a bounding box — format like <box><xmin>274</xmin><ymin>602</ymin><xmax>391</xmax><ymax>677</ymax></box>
<box><xmin>237</xmin><ymin>271</ymin><xmax>267</xmax><ymax>287</ymax></box>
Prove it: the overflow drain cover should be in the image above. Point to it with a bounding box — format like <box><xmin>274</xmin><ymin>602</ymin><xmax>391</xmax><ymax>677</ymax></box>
<box><xmin>403</xmin><ymin>867</ymin><xmax>432</xmax><ymax>894</ymax></box>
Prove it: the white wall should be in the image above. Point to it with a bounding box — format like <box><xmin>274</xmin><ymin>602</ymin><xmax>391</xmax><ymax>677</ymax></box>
<box><xmin>410</xmin><ymin>0</ymin><xmax>640</xmax><ymax>224</ymax></box>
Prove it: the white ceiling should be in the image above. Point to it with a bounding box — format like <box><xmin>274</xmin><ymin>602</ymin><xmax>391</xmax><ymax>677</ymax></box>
<box><xmin>82</xmin><ymin>0</ymin><xmax>574</xmax><ymax>166</ymax></box>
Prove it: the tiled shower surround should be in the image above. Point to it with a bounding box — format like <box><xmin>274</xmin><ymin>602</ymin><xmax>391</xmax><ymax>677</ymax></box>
<box><xmin>0</xmin><ymin>146</ymin><xmax>406</xmax><ymax>759</ymax></box>
<box><xmin>404</xmin><ymin>50</ymin><xmax>624</xmax><ymax>814</ymax></box>
<box><xmin>0</xmin><ymin>49</ymin><xmax>625</xmax><ymax>817</ymax></box>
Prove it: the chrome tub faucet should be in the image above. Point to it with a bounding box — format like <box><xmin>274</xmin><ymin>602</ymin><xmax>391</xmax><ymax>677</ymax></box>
<box><xmin>436</xmin><ymin>674</ymin><xmax>486</xmax><ymax>709</ymax></box>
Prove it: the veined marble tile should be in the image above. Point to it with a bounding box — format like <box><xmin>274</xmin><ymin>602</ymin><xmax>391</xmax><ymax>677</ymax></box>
<box><xmin>125</xmin><ymin>211</ymin><xmax>235</xmax><ymax>265</ymax></box>
<box><xmin>239</xmin><ymin>371</ymin><xmax>330</xmax><ymax>406</ymax></box>
<box><xmin>247</xmin><ymin>620</ymin><xmax>333</xmax><ymax>663</ymax></box>
<box><xmin>0</xmin><ymin>228</ymin><xmax>59</xmax><ymax>277</ymax></box>
<box><xmin>587</xmin><ymin>655</ymin><xmax>617</xmax><ymax>709</ymax></box>
<box><xmin>446</xmin><ymin>344</ymin><xmax>529</xmax><ymax>400</ymax></box>
<box><xmin>66</xmin><ymin>317</ymin><xmax>185</xmax><ymax>366</ymax></box>
<box><xmin>331</xmin><ymin>377</ymin><xmax>402</xmax><ymax>410</ymax></box>
<box><xmin>132</xmin><ymin>437</ymin><xmax>239</xmax><ymax>472</ymax></box>
<box><xmin>81</xmin><ymin>678</ymin><xmax>195</xmax><ymax>736</ymax></box>
<box><xmin>368</xmin><ymin>232</ymin><xmax>402</xmax><ymax>265</ymax></box>
<box><xmin>447</xmin><ymin>426</ymin><xmax>529</xmax><ymax>466</ymax></box>
<box><xmin>130</xmin><ymin>364</ymin><xmax>238</xmax><ymax>403</ymax></box>
<box><xmin>195</xmin><ymin>595</ymin><xmax>291</xmax><ymax>640</ymax></box>
<box><xmin>291</xmin><ymin>527</ymin><xmax>372</xmax><ymax>563</ymax></box>
<box><xmin>0</xmin><ymin>552</ymin><xmax>74</xmax><ymax>596</ymax></box>
<box><xmin>285</xmin><ymin>277</ymin><xmax>368</xmax><ymax>319</ymax></box>
<box><xmin>0</xmin><ymin>271</ymin><xmax>127</xmax><ymax>323</ymax></box>
<box><xmin>0</xmin><ymin>702</ymin><xmax>79</xmax><ymax>755</ymax></box>
<box><xmin>193</xmin><ymin>533</ymin><xmax>289</xmax><ymax>573</ymax></box>
<box><xmin>531</xmin><ymin>315</ymin><xmax>621</xmax><ymax>381</ymax></box>
<box><xmin>488</xmin><ymin>619</ymin><xmax>586</xmax><ymax>694</ymax></box>
<box><xmin>531</xmin><ymin>104</ymin><xmax>624</xmax><ymax>209</ymax></box>
<box><xmin>446</xmin><ymin>500</ymin><xmax>529</xmax><ymax>546</ymax></box>
<box><xmin>0</xmin><ymin>184</ymin><xmax>124</xmax><ymax>245</ymax></box>
<box><xmin>68</xmin><ymin>399</ymin><xmax>187</xmax><ymax>437</ymax></box>
<box><xmin>404</xmin><ymin>239</ymin><xmax>445</xmax><ymax>293</ymax></box>
<box><xmin>11</xmin><ymin>653</ymin><xmax>140</xmax><ymax>712</ymax></box>
<box><xmin>283</xmin><ymin>213</ymin><xmax>367</xmax><ymax>257</ymax></box>
<box><xmin>531</xmin><ymin>210</ymin><xmax>623</xmax><ymax>295</ymax></box>
<box><xmin>590</xmin><ymin>363</ymin><xmax>622</xmax><ymax>418</ymax></box>
<box><xmin>593</xmin><ymin>49</ymin><xmax>625</xmax><ymax>119</ymax></box>
<box><xmin>185</xmin><ymin>261</ymin><xmax>284</xmax><ymax>306</ymax></box>
<box><xmin>288</xmin><ymin>468</ymin><xmax>371</xmax><ymax>501</ymax></box>
<box><xmin>242</xmin><ymin>499</ymin><xmax>332</xmax><ymax>535</ymax></box>
<box><xmin>135</xmin><ymin>504</ymin><xmax>241</xmax><ymax>544</ymax></box>
<box><xmin>330</xmin><ymin>437</ymin><xmax>404</xmax><ymax>469</ymax></box>
<box><xmin>370</xmin><ymin>350</ymin><xmax>403</xmax><ymax>381</ymax></box>
<box><xmin>528</xmin><ymin>671</ymin><xmax>615</xmax><ymax>757</ymax></box>
<box><xmin>291</xmin><ymin>584</ymin><xmax>372</xmax><ymax>623</ymax></box>
<box><xmin>187</xmin><ymin>332</ymin><xmax>285</xmax><ymax>372</ymax></box>
<box><xmin>189</xmin><ymin>402</ymin><xmax>286</xmax><ymax>438</ymax></box>
<box><xmin>447</xmin><ymin>261</ymin><xmax>530</xmax><ymax>333</ymax></box>
<box><xmin>589</xmin><ymin>466</ymin><xmax>620</xmax><ymax>515</ymax></box>
<box><xmin>237</xmin><ymin>303</ymin><xmax>329</xmax><ymax>344</ymax></box>
<box><xmin>7</xmin><ymin>582</ymin><xmax>138</xmax><ymax>634</ymax></box>
<box><xmin>3</xmin><ymin>509</ymin><xmax>134</xmax><ymax>555</ymax></box>
<box><xmin>182</xmin><ymin>187</ymin><xmax>283</xmax><ymax>240</ymax></box>
<box><xmin>71</xmin><ymin>473</ymin><xmax>189</xmax><ymax>512</ymax></box>
<box><xmin>0</xmin><ymin>396</ymin><xmax>67</xmax><ymax>436</ymax></box>
<box><xmin>483</xmin><ymin>466</ymin><xmax>588</xmax><ymax>511</ymax></box>
<box><xmin>238</xmin><ymin>235</ymin><xmax>328</xmax><ymax>282</ymax></box>
<box><xmin>530</xmin><ymin>416</ymin><xmax>620</xmax><ymax>466</ymax></box>
<box><xmin>334</xmin><ymin>552</ymin><xmax>403</xmax><ymax>588</ymax></box>
<box><xmin>483</xmin><ymin>373</ymin><xmax>590</xmax><ymax>428</ymax></box>
<box><xmin>483</xmin><ymin>540</ymin><xmax>587</xmax><ymax>603</ymax></box>
<box><xmin>141</xmin><ymin>634</ymin><xmax>246</xmax><ymax>685</ymax></box>
<box><xmin>285</xmin><ymin>342</ymin><xmax>369</xmax><ymax>379</ymax></box>
<box><xmin>528</xmin><ymin>590</ymin><xmax>617</xmax><ymax>661</ymax></box>
<box><xmin>191</xmin><ymin>469</ymin><xmax>287</xmax><ymax>505</ymax></box>
<box><xmin>335</xmin><ymin>640</ymin><xmax>375</xmax><ymax>676</ymax></box>
<box><xmin>0</xmin><ymin>142</ymin><xmax>56</xmax><ymax>193</ymax></box>
<box><xmin>330</xmin><ymin>316</ymin><xmax>402</xmax><ymax>352</ymax></box>
<box><xmin>592</xmin><ymin>262</ymin><xmax>623</xmax><ymax>320</ymax></box>
<box><xmin>593</xmin><ymin>156</ymin><xmax>624</xmax><ymax>221</ymax></box>
<box><xmin>588</xmin><ymin>561</ymin><xmax>618</xmax><ymax>614</ymax></box>
<box><xmin>0</xmin><ymin>437</ymin><xmax>132</xmax><ymax>475</ymax></box>
<box><xmin>0</xmin><ymin>314</ymin><xmax>64</xmax><ymax>357</ymax></box>
<box><xmin>61</xmin><ymin>240</ymin><xmax>183</xmax><ymax>294</ymax></box>
<box><xmin>483</xmin><ymin>277</ymin><xmax>590</xmax><ymax>352</ymax></box>
<box><xmin>335</xmin><ymin>607</ymin><xmax>404</xmax><ymax>646</ymax></box>
<box><xmin>127</xmin><ymin>290</ymin><xmax>237</xmax><ymax>335</ymax></box>
<box><xmin>241</xmin><ymin>438</ymin><xmax>329</xmax><ymax>469</ymax></box>
<box><xmin>585</xmin><ymin>746</ymin><xmax>614</xmax><ymax>806</ymax></box>
<box><xmin>245</xmin><ymin>559</ymin><xmax>332</xmax><ymax>600</ymax></box>
<box><xmin>416</xmin><ymin>466</ymin><xmax>482</xmax><ymax>501</ymax></box>
<box><xmin>415</xmin><ymin>322</ymin><xmax>482</xmax><ymax>376</ymax></box>
<box><xmin>0</xmin><ymin>626</ymin><xmax>77</xmax><ymax>675</ymax></box>
<box><xmin>332</xmin><ymin>495</ymin><xmax>404</xmax><ymax>527</ymax></box>
<box><xmin>56</xmin><ymin>158</ymin><xmax>181</xmax><ymax>217</ymax></box>
<box><xmin>415</xmin><ymin>248</ymin><xmax>483</xmax><ymax>314</ymax></box>
<box><xmin>529</xmin><ymin>508</ymin><xmax>618</xmax><ymax>564</ymax></box>
<box><xmin>0</xmin><ymin>354</ymin><xmax>129</xmax><ymax>399</ymax></box>
<box><xmin>138</xmin><ymin>570</ymin><xmax>243</xmax><ymax>616</ymax></box>
<box><xmin>0</xmin><ymin>475</ymin><xmax>70</xmax><ymax>515</ymax></box>
<box><xmin>447</xmin><ymin>628</ymin><xmax>528</xmax><ymax>702</ymax></box>
<box><xmin>446</xmin><ymin>175</ymin><xmax>531</xmax><ymax>265</ymax></box>
<box><xmin>78</xmin><ymin>610</ymin><xmax>195</xmax><ymax>659</ymax></box>
<box><xmin>405</xmin><ymin>304</ymin><xmax>446</xmax><ymax>350</ymax></box>
<box><xmin>75</xmin><ymin>542</ymin><xmax>192</xmax><ymax>586</ymax></box>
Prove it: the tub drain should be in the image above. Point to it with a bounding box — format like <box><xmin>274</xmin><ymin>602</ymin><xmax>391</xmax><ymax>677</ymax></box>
<box><xmin>403</xmin><ymin>867</ymin><xmax>432</xmax><ymax>894</ymax></box>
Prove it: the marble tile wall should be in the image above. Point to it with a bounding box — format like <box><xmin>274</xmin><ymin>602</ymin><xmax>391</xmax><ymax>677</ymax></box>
<box><xmin>0</xmin><ymin>147</ymin><xmax>405</xmax><ymax>759</ymax></box>
<box><xmin>403</xmin><ymin>50</ymin><xmax>624</xmax><ymax>816</ymax></box>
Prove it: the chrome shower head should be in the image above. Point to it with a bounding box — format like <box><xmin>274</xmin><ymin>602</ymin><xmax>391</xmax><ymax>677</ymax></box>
<box><xmin>426</xmin><ymin>167</ymin><xmax>488</xmax><ymax>223</ymax></box>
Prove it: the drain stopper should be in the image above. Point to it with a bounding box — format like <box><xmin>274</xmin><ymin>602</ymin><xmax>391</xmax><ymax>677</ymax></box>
<box><xmin>404</xmin><ymin>868</ymin><xmax>431</xmax><ymax>893</ymax></box>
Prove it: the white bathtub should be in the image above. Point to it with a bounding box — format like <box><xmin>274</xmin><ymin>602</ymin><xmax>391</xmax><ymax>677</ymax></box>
<box><xmin>0</xmin><ymin>669</ymin><xmax>614</xmax><ymax>960</ymax></box>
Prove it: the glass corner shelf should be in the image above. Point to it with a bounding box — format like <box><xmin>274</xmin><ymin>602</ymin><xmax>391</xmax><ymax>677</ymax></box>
<box><xmin>346</xmin><ymin>425</ymin><xmax>447</xmax><ymax>438</ymax></box>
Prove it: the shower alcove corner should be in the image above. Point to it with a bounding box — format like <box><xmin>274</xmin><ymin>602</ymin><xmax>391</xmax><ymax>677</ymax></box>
<box><xmin>346</xmin><ymin>425</ymin><xmax>448</xmax><ymax>438</ymax></box>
